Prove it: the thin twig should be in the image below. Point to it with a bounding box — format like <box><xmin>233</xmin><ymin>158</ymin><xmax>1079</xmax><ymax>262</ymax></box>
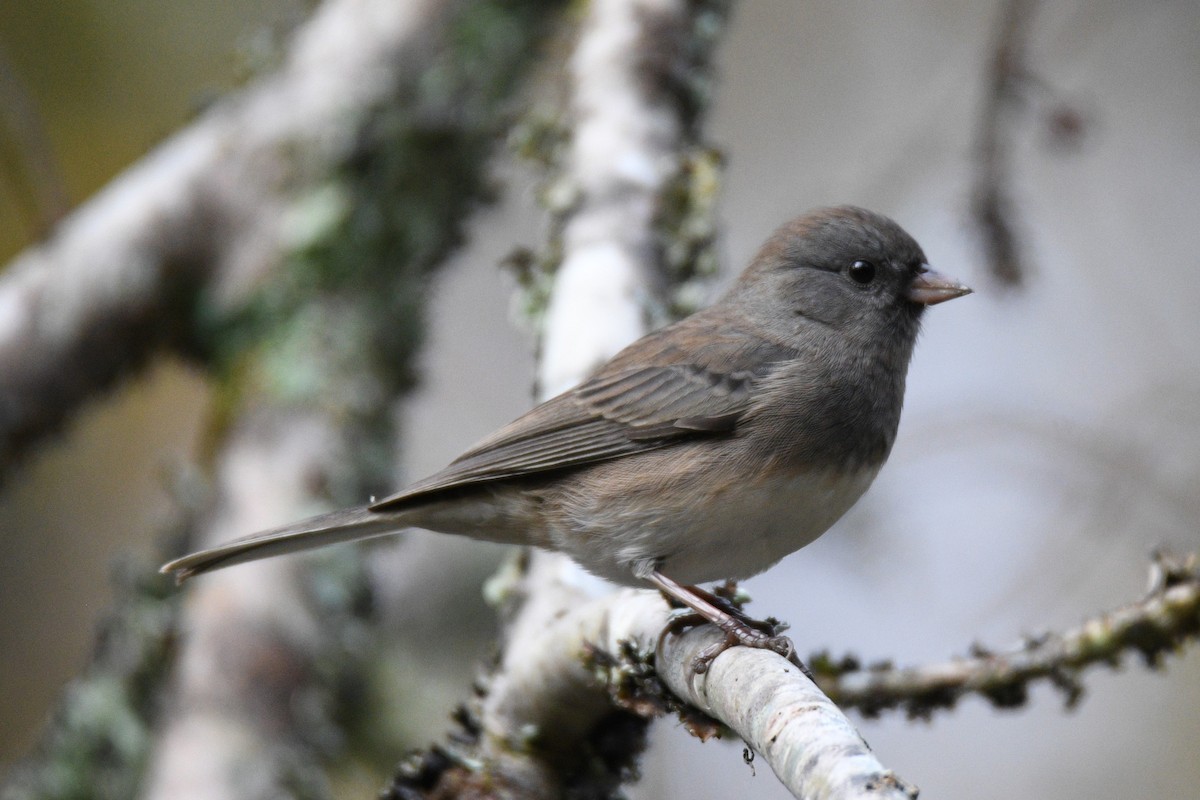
<box><xmin>813</xmin><ymin>552</ymin><xmax>1200</xmax><ymax>719</ymax></box>
<box><xmin>970</xmin><ymin>0</ymin><xmax>1036</xmax><ymax>287</ymax></box>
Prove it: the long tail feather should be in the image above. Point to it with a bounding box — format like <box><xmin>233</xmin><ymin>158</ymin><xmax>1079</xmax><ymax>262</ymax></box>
<box><xmin>161</xmin><ymin>506</ymin><xmax>406</xmax><ymax>583</ymax></box>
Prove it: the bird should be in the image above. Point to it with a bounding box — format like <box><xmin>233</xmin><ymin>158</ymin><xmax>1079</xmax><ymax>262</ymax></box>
<box><xmin>162</xmin><ymin>205</ymin><xmax>971</xmax><ymax>662</ymax></box>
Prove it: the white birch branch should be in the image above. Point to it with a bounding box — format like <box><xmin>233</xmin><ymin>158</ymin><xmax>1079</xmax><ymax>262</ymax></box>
<box><xmin>537</xmin><ymin>0</ymin><xmax>684</xmax><ymax>397</ymax></box>
<box><xmin>463</xmin><ymin>3</ymin><xmax>700</xmax><ymax>787</ymax></box>
<box><xmin>468</xmin><ymin>583</ymin><xmax>919</xmax><ymax>799</ymax></box>
<box><xmin>657</xmin><ymin>627</ymin><xmax>918</xmax><ymax>800</ymax></box>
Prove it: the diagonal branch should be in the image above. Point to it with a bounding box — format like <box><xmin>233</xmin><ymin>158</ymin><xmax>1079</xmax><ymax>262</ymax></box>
<box><xmin>656</xmin><ymin>625</ymin><xmax>920</xmax><ymax>799</ymax></box>
<box><xmin>0</xmin><ymin>0</ymin><xmax>452</xmax><ymax>480</ymax></box>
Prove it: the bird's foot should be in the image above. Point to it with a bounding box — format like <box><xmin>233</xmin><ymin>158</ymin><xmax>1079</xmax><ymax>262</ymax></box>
<box><xmin>691</xmin><ymin>615</ymin><xmax>808</xmax><ymax>676</ymax></box>
<box><xmin>693</xmin><ymin>581</ymin><xmax>791</xmax><ymax>634</ymax></box>
<box><xmin>646</xmin><ymin>569</ymin><xmax>810</xmax><ymax>677</ymax></box>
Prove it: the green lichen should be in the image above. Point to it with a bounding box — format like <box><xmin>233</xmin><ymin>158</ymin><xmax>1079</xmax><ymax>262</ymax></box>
<box><xmin>510</xmin><ymin>0</ymin><xmax>733</xmax><ymax>334</ymax></box>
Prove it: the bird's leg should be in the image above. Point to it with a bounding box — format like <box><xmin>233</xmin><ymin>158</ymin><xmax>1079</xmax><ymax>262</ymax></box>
<box><xmin>690</xmin><ymin>581</ymin><xmax>788</xmax><ymax>635</ymax></box>
<box><xmin>657</xmin><ymin>587</ymin><xmax>781</xmax><ymax>672</ymax></box>
<box><xmin>635</xmin><ymin>563</ymin><xmax>807</xmax><ymax>675</ymax></box>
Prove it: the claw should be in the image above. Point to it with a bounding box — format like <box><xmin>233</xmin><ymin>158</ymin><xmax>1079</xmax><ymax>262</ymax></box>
<box><xmin>692</xmin><ymin>634</ymin><xmax>736</xmax><ymax>674</ymax></box>
<box><xmin>645</xmin><ymin>568</ymin><xmax>814</xmax><ymax>678</ymax></box>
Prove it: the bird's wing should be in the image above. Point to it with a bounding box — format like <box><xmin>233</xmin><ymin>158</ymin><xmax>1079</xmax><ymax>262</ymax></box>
<box><xmin>370</xmin><ymin>328</ymin><xmax>794</xmax><ymax>510</ymax></box>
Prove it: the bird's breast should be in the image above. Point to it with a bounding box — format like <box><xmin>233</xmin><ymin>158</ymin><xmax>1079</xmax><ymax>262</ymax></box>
<box><xmin>547</xmin><ymin>444</ymin><xmax>882</xmax><ymax>586</ymax></box>
<box><xmin>750</xmin><ymin>351</ymin><xmax>906</xmax><ymax>473</ymax></box>
<box><xmin>646</xmin><ymin>461</ymin><xmax>881</xmax><ymax>584</ymax></box>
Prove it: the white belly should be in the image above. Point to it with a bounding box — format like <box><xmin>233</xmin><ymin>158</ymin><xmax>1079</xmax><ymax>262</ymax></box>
<box><xmin>552</xmin><ymin>460</ymin><xmax>881</xmax><ymax>586</ymax></box>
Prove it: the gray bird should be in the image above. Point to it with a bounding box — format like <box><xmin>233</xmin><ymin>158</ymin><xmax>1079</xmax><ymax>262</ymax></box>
<box><xmin>163</xmin><ymin>205</ymin><xmax>971</xmax><ymax>659</ymax></box>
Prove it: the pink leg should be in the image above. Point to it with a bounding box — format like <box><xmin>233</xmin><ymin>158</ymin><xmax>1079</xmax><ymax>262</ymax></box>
<box><xmin>641</xmin><ymin>567</ymin><xmax>806</xmax><ymax>675</ymax></box>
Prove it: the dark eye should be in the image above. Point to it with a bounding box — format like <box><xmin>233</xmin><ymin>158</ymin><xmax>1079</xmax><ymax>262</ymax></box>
<box><xmin>848</xmin><ymin>260</ymin><xmax>876</xmax><ymax>285</ymax></box>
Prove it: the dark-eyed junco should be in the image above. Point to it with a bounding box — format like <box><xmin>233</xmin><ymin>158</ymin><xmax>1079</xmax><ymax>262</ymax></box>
<box><xmin>163</xmin><ymin>206</ymin><xmax>970</xmax><ymax>660</ymax></box>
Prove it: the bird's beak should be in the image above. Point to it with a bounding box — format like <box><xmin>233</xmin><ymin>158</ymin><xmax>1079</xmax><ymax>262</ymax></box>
<box><xmin>908</xmin><ymin>266</ymin><xmax>972</xmax><ymax>305</ymax></box>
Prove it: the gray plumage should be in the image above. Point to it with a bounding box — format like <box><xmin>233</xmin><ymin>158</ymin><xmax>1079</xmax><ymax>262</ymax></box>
<box><xmin>162</xmin><ymin>206</ymin><xmax>969</xmax><ymax>586</ymax></box>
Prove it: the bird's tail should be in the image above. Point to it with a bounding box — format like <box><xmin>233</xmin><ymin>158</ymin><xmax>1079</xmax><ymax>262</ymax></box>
<box><xmin>160</xmin><ymin>506</ymin><xmax>405</xmax><ymax>583</ymax></box>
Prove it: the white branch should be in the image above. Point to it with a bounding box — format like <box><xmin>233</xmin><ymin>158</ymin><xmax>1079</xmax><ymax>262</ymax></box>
<box><xmin>538</xmin><ymin>0</ymin><xmax>684</xmax><ymax>396</ymax></box>
<box><xmin>477</xmin><ymin>586</ymin><xmax>917</xmax><ymax>799</ymax></box>
<box><xmin>657</xmin><ymin>627</ymin><xmax>918</xmax><ymax>800</ymax></box>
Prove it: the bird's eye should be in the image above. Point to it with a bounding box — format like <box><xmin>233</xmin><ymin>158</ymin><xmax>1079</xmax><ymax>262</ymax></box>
<box><xmin>848</xmin><ymin>260</ymin><xmax>876</xmax><ymax>285</ymax></box>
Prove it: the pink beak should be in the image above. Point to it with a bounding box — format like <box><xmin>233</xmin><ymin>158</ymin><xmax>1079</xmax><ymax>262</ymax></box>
<box><xmin>908</xmin><ymin>266</ymin><xmax>973</xmax><ymax>305</ymax></box>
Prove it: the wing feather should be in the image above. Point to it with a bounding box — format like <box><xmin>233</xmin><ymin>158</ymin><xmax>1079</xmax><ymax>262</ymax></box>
<box><xmin>370</xmin><ymin>324</ymin><xmax>796</xmax><ymax>511</ymax></box>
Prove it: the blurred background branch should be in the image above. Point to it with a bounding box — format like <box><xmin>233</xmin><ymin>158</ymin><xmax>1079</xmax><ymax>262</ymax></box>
<box><xmin>2</xmin><ymin>0</ymin><xmax>568</xmax><ymax>797</ymax></box>
<box><xmin>970</xmin><ymin>0</ymin><xmax>1093</xmax><ymax>289</ymax></box>
<box><xmin>971</xmin><ymin>0</ymin><xmax>1038</xmax><ymax>288</ymax></box>
<box><xmin>813</xmin><ymin>551</ymin><xmax>1200</xmax><ymax>719</ymax></box>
